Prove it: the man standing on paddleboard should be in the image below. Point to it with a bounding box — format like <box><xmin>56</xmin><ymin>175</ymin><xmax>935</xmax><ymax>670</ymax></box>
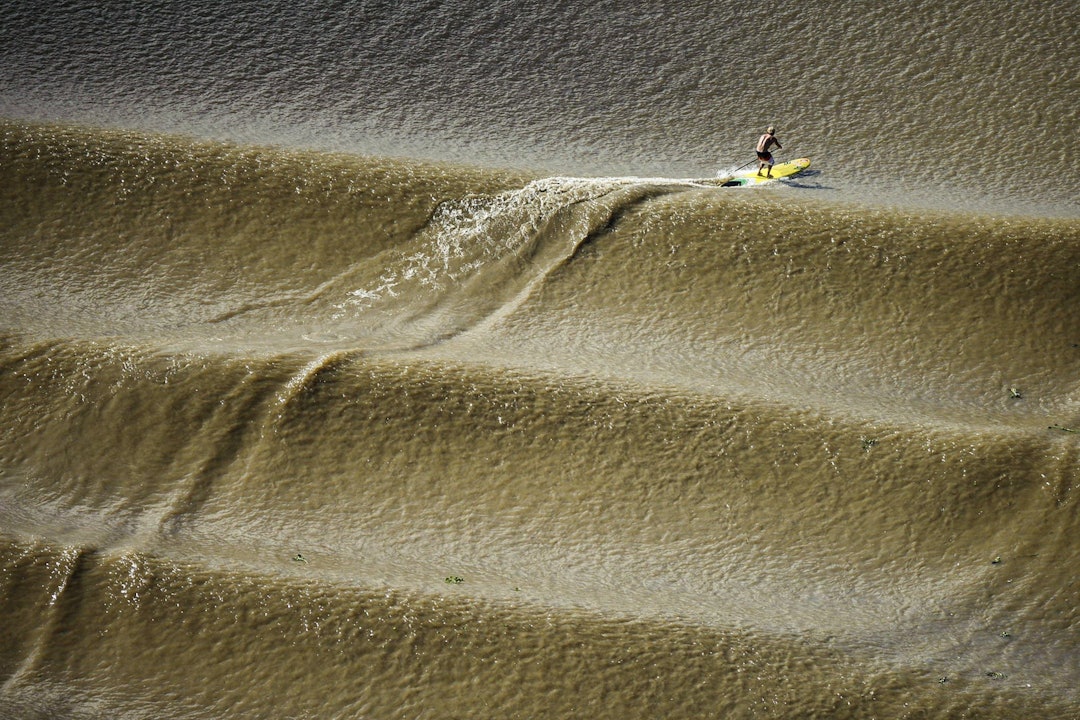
<box><xmin>756</xmin><ymin>127</ymin><xmax>782</xmax><ymax>178</ymax></box>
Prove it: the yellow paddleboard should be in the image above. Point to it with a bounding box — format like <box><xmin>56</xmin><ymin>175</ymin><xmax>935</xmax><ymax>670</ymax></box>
<box><xmin>720</xmin><ymin>157</ymin><xmax>811</xmax><ymax>187</ymax></box>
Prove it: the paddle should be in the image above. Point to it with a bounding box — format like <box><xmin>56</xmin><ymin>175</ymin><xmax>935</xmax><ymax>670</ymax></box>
<box><xmin>731</xmin><ymin>143</ymin><xmax>784</xmax><ymax>173</ymax></box>
<box><xmin>722</xmin><ymin>149</ymin><xmax>784</xmax><ymax>177</ymax></box>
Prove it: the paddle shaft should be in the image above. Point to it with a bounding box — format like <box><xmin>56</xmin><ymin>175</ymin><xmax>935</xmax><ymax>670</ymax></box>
<box><xmin>734</xmin><ymin>144</ymin><xmax>783</xmax><ymax>172</ymax></box>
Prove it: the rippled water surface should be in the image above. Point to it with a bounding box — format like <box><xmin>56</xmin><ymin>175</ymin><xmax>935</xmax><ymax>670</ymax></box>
<box><xmin>2</xmin><ymin>1</ymin><xmax>1078</xmax><ymax>718</ymax></box>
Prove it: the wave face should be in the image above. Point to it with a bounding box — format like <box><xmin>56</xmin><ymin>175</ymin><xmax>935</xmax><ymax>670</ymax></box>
<box><xmin>2</xmin><ymin>0</ymin><xmax>1077</xmax><ymax>215</ymax></box>
<box><xmin>2</xmin><ymin>1</ymin><xmax>1079</xmax><ymax>718</ymax></box>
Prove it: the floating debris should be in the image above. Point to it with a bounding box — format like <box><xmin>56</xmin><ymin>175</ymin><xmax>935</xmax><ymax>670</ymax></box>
<box><xmin>292</xmin><ymin>553</ymin><xmax>306</xmax><ymax>563</ymax></box>
<box><xmin>444</xmin><ymin>576</ymin><xmax>464</xmax><ymax>584</ymax></box>
<box><xmin>1049</xmin><ymin>425</ymin><xmax>1079</xmax><ymax>434</ymax></box>
<box><xmin>860</xmin><ymin>436</ymin><xmax>878</xmax><ymax>452</ymax></box>
<box><xmin>1009</xmin><ymin>388</ymin><xmax>1022</xmax><ymax>399</ymax></box>
<box><xmin>991</xmin><ymin>556</ymin><xmax>1002</xmax><ymax>565</ymax></box>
